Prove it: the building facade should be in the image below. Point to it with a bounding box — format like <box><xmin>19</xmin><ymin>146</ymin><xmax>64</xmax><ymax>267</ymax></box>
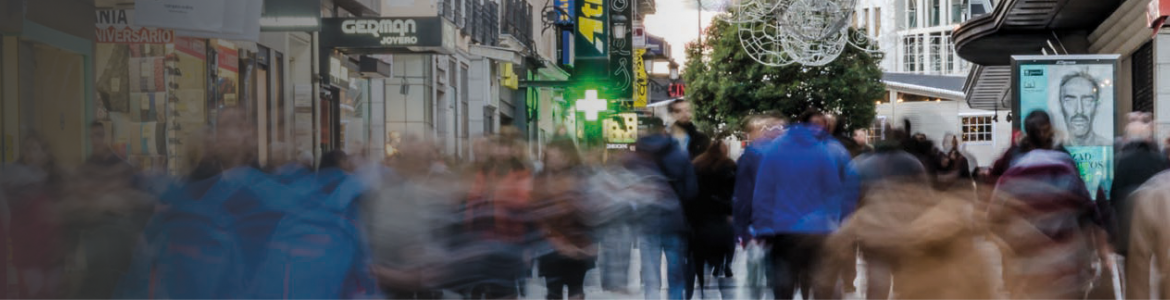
<box><xmin>856</xmin><ymin>0</ymin><xmax>1013</xmax><ymax>167</ymax></box>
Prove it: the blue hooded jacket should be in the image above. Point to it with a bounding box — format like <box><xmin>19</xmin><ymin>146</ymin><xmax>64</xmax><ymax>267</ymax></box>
<box><xmin>749</xmin><ymin>125</ymin><xmax>859</xmax><ymax>236</ymax></box>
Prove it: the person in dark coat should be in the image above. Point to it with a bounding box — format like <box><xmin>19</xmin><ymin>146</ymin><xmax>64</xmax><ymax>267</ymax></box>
<box><xmin>668</xmin><ymin>100</ymin><xmax>711</xmax><ymax>159</ymax></box>
<box><xmin>1110</xmin><ymin>120</ymin><xmax>1168</xmax><ymax>257</ymax></box>
<box><xmin>689</xmin><ymin>139</ymin><xmax>737</xmax><ymax>299</ymax></box>
<box><xmin>631</xmin><ymin>117</ymin><xmax>698</xmax><ymax>300</ymax></box>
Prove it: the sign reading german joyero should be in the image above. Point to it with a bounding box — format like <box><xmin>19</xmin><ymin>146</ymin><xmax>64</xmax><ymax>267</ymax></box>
<box><xmin>321</xmin><ymin>17</ymin><xmax>443</xmax><ymax>49</ymax></box>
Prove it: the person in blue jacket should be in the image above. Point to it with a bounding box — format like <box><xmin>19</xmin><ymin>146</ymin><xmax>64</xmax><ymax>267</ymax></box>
<box><xmin>749</xmin><ymin>109</ymin><xmax>859</xmax><ymax>300</ymax></box>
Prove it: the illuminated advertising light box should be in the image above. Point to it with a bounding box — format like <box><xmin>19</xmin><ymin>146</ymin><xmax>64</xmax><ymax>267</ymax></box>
<box><xmin>1012</xmin><ymin>54</ymin><xmax>1120</xmax><ymax>200</ymax></box>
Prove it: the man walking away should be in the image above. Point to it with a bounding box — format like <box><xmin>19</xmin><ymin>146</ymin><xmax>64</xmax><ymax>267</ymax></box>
<box><xmin>750</xmin><ymin>109</ymin><xmax>859</xmax><ymax>300</ymax></box>
<box><xmin>629</xmin><ymin>117</ymin><xmax>698</xmax><ymax>300</ymax></box>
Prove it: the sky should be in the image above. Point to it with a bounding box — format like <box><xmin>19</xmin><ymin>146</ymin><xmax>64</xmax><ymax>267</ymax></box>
<box><xmin>642</xmin><ymin>0</ymin><xmax>720</xmax><ymax>67</ymax></box>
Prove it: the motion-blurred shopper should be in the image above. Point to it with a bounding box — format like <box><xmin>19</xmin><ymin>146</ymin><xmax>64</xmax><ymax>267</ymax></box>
<box><xmin>824</xmin><ymin>184</ymin><xmax>1001</xmax><ymax>299</ymax></box>
<box><xmin>669</xmin><ymin>100</ymin><xmax>710</xmax><ymax>159</ymax></box>
<box><xmin>460</xmin><ymin>136</ymin><xmax>533</xmax><ymax>299</ymax></box>
<box><xmin>533</xmin><ymin>140</ymin><xmax>596</xmax><ymax>300</ymax></box>
<box><xmin>990</xmin><ymin>110</ymin><xmax>1112</xmax><ymax>299</ymax></box>
<box><xmin>848</xmin><ymin>126</ymin><xmax>927</xmax><ymax>299</ymax></box>
<box><xmin>631</xmin><ymin>117</ymin><xmax>698</xmax><ymax>300</ymax></box>
<box><xmin>60</xmin><ymin>162</ymin><xmax>154</xmax><ymax>299</ymax></box>
<box><xmin>750</xmin><ymin>109</ymin><xmax>859</xmax><ymax>300</ymax></box>
<box><xmin>1111</xmin><ymin>117</ymin><xmax>1166</xmax><ymax>260</ymax></box>
<box><xmin>3</xmin><ymin>134</ymin><xmax>65</xmax><ymax>298</ymax></box>
<box><xmin>366</xmin><ymin>137</ymin><xmax>456</xmax><ymax>299</ymax></box>
<box><xmin>690</xmin><ymin>139</ymin><xmax>737</xmax><ymax>299</ymax></box>
<box><xmin>733</xmin><ymin>115</ymin><xmax>785</xmax><ymax>300</ymax></box>
<box><xmin>1125</xmin><ymin>171</ymin><xmax>1170</xmax><ymax>299</ymax></box>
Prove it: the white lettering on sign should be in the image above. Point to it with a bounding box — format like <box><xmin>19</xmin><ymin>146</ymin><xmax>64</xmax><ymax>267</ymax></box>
<box><xmin>380</xmin><ymin>36</ymin><xmax>419</xmax><ymax>45</ymax></box>
<box><xmin>341</xmin><ymin>19</ymin><xmax>418</xmax><ymax>38</ymax></box>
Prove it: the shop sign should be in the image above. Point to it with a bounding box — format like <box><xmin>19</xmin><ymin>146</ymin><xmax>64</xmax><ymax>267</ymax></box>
<box><xmin>574</xmin><ymin>0</ymin><xmax>607</xmax><ymax>60</ymax></box>
<box><xmin>633</xmin><ymin>49</ymin><xmax>648</xmax><ymax>107</ymax></box>
<box><xmin>321</xmin><ymin>17</ymin><xmax>444</xmax><ymax>49</ymax></box>
<box><xmin>1150</xmin><ymin>0</ymin><xmax>1170</xmax><ymax>28</ymax></box>
<box><xmin>174</xmin><ymin>37</ymin><xmax>206</xmax><ymax>59</ymax></box>
<box><xmin>604</xmin><ymin>113</ymin><xmax>638</xmax><ymax>144</ymax></box>
<box><xmin>96</xmin><ymin>9</ymin><xmax>175</xmax><ymax>44</ymax></box>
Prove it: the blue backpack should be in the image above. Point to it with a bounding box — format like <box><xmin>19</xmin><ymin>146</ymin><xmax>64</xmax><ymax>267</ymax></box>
<box><xmin>243</xmin><ymin>168</ymin><xmax>383</xmax><ymax>299</ymax></box>
<box><xmin>117</xmin><ymin>167</ymin><xmax>294</xmax><ymax>299</ymax></box>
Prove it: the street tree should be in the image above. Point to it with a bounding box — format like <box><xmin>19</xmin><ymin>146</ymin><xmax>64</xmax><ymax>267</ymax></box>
<box><xmin>683</xmin><ymin>15</ymin><xmax>885</xmax><ymax>136</ymax></box>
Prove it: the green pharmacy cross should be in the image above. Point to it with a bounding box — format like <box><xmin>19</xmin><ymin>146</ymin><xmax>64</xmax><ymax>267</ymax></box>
<box><xmin>577</xmin><ymin>89</ymin><xmax>607</xmax><ymax>121</ymax></box>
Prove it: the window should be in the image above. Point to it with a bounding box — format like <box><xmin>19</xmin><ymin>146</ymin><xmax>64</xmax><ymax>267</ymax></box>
<box><xmin>952</xmin><ymin>0</ymin><xmax>965</xmax><ymax>24</ymax></box>
<box><xmin>903</xmin><ymin>35</ymin><xmax>919</xmax><ymax>72</ymax></box>
<box><xmin>945</xmin><ymin>31</ymin><xmax>955</xmax><ymax>73</ymax></box>
<box><xmin>930</xmin><ymin>33</ymin><xmax>943</xmax><ymax>73</ymax></box>
<box><xmin>930</xmin><ymin>0</ymin><xmax>941</xmax><ymax>26</ymax></box>
<box><xmin>868</xmin><ymin>116</ymin><xmax>887</xmax><ymax>144</ymax></box>
<box><xmin>961</xmin><ymin>115</ymin><xmax>994</xmax><ymax>142</ymax></box>
<box><xmin>875</xmin><ymin>8</ymin><xmax>882</xmax><ymax>37</ymax></box>
<box><xmin>908</xmin><ymin>0</ymin><xmax>918</xmax><ymax>28</ymax></box>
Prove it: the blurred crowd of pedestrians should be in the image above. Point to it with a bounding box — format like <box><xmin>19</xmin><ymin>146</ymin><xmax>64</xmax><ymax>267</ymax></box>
<box><xmin>4</xmin><ymin>103</ymin><xmax>1170</xmax><ymax>300</ymax></box>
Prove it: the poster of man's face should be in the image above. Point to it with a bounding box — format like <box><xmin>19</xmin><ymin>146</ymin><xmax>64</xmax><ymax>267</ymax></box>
<box><xmin>1045</xmin><ymin>65</ymin><xmax>1114</xmax><ymax>147</ymax></box>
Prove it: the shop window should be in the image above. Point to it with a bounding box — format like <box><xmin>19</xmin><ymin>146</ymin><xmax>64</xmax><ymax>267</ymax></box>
<box><xmin>961</xmin><ymin>115</ymin><xmax>994</xmax><ymax>142</ymax></box>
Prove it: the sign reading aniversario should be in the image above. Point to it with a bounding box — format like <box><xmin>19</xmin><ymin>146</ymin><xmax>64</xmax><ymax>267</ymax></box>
<box><xmin>321</xmin><ymin>17</ymin><xmax>443</xmax><ymax>49</ymax></box>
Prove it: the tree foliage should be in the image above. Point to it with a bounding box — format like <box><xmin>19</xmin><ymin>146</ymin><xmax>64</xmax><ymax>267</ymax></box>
<box><xmin>683</xmin><ymin>15</ymin><xmax>886</xmax><ymax>136</ymax></box>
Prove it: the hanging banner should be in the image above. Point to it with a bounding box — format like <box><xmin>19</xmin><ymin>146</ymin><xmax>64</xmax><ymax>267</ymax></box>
<box><xmin>135</xmin><ymin>0</ymin><xmax>262</xmax><ymax>42</ymax></box>
<box><xmin>261</xmin><ymin>0</ymin><xmax>322</xmax><ymax>32</ymax></box>
<box><xmin>1013</xmin><ymin>54</ymin><xmax>1120</xmax><ymax>200</ymax></box>
<box><xmin>634</xmin><ymin>49</ymin><xmax>648</xmax><ymax>107</ymax></box>
<box><xmin>176</xmin><ymin>0</ymin><xmax>262</xmax><ymax>42</ymax></box>
<box><xmin>133</xmin><ymin>0</ymin><xmax>226</xmax><ymax>33</ymax></box>
<box><xmin>96</xmin><ymin>9</ymin><xmax>175</xmax><ymax>44</ymax></box>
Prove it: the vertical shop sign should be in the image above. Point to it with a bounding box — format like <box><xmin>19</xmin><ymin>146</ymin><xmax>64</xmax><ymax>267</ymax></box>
<box><xmin>633</xmin><ymin>49</ymin><xmax>648</xmax><ymax>107</ymax></box>
<box><xmin>1013</xmin><ymin>55</ymin><xmax>1119</xmax><ymax>200</ymax></box>
<box><xmin>608</xmin><ymin>0</ymin><xmax>633</xmax><ymax>98</ymax></box>
<box><xmin>574</xmin><ymin>0</ymin><xmax>607</xmax><ymax>80</ymax></box>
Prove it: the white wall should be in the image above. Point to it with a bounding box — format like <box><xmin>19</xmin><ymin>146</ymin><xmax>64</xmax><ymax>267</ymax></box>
<box><xmin>876</xmin><ymin>94</ymin><xmax>1012</xmax><ymax>167</ymax></box>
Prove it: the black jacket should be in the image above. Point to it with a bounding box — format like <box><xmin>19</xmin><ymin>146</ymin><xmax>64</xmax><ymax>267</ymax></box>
<box><xmin>632</xmin><ymin>134</ymin><xmax>700</xmax><ymax>234</ymax></box>
<box><xmin>676</xmin><ymin>122</ymin><xmax>711</xmax><ymax>160</ymax></box>
<box><xmin>1111</xmin><ymin>141</ymin><xmax>1169</xmax><ymax>255</ymax></box>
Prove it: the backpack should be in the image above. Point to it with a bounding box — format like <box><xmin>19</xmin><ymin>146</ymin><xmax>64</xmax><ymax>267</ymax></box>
<box><xmin>243</xmin><ymin>168</ymin><xmax>382</xmax><ymax>299</ymax></box>
<box><xmin>116</xmin><ymin>167</ymin><xmax>293</xmax><ymax>299</ymax></box>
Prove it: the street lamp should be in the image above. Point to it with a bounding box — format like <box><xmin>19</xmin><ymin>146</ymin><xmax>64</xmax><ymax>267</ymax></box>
<box><xmin>612</xmin><ymin>15</ymin><xmax>629</xmax><ymax>40</ymax></box>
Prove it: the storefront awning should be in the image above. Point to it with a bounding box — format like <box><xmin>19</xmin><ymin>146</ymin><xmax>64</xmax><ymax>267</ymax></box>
<box><xmin>953</xmin><ymin>0</ymin><xmax>1121</xmax><ymax>66</ymax></box>
<box><xmin>881</xmin><ymin>72</ymin><xmax>966</xmax><ymax>100</ymax></box>
<box><xmin>469</xmin><ymin>45</ymin><xmax>524</xmax><ymax>65</ymax></box>
<box><xmin>963</xmin><ymin>65</ymin><xmax>1012</xmax><ymax>111</ymax></box>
